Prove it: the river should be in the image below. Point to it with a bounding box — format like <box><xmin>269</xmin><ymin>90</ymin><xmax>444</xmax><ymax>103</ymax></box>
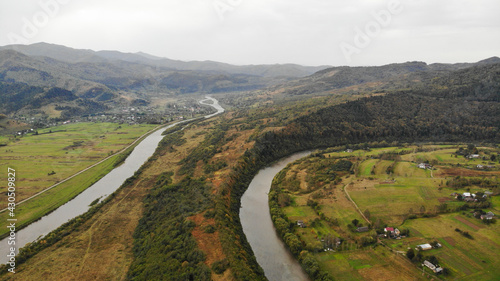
<box><xmin>240</xmin><ymin>151</ymin><xmax>311</xmax><ymax>281</ymax></box>
<box><xmin>1</xmin><ymin>96</ymin><xmax>224</xmax><ymax>264</ymax></box>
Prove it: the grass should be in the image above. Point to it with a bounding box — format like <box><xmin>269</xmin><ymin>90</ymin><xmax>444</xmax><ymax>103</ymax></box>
<box><xmin>317</xmin><ymin>247</ymin><xmax>424</xmax><ymax>281</ymax></box>
<box><xmin>402</xmin><ymin>214</ymin><xmax>500</xmax><ymax>280</ymax></box>
<box><xmin>275</xmin><ymin>144</ymin><xmax>500</xmax><ymax>280</ymax></box>
<box><xmin>0</xmin><ymin>153</ymin><xmax>120</xmax><ymax>238</ymax></box>
<box><xmin>0</xmin><ymin>122</ymin><xmax>157</xmax><ymax>204</ymax></box>
<box><xmin>358</xmin><ymin>159</ymin><xmax>377</xmax><ymax>177</ymax></box>
<box><xmin>0</xmin><ymin>122</ymin><xmax>159</xmax><ymax>238</ymax></box>
<box><xmin>0</xmin><ymin>117</ymin><xmax>221</xmax><ymax>281</ymax></box>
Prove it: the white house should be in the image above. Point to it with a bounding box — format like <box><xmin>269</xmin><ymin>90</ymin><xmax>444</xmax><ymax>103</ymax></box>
<box><xmin>416</xmin><ymin>244</ymin><xmax>432</xmax><ymax>251</ymax></box>
<box><xmin>423</xmin><ymin>260</ymin><xmax>443</xmax><ymax>273</ymax></box>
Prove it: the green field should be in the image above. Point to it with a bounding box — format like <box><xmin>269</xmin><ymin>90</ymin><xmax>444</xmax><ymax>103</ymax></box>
<box><xmin>272</xmin><ymin>145</ymin><xmax>500</xmax><ymax>280</ymax></box>
<box><xmin>0</xmin><ymin>122</ymin><xmax>159</xmax><ymax>238</ymax></box>
<box><xmin>1</xmin><ymin>122</ymin><xmax>157</xmax><ymax>203</ymax></box>
<box><xmin>401</xmin><ymin>214</ymin><xmax>500</xmax><ymax>280</ymax></box>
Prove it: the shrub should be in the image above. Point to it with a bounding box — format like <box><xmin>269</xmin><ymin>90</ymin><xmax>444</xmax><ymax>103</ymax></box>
<box><xmin>211</xmin><ymin>259</ymin><xmax>230</xmax><ymax>274</ymax></box>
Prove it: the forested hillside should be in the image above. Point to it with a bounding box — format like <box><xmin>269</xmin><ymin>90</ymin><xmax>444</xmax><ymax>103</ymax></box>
<box><xmin>211</xmin><ymin>63</ymin><xmax>500</xmax><ymax>280</ymax></box>
<box><xmin>254</xmin><ymin>63</ymin><xmax>500</xmax><ymax>163</ymax></box>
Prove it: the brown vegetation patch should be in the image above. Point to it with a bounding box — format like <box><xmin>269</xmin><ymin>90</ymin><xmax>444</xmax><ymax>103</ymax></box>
<box><xmin>349</xmin><ymin>179</ymin><xmax>378</xmax><ymax>191</ymax></box>
<box><xmin>443</xmin><ymin>236</ymin><xmax>457</xmax><ymax>246</ymax></box>
<box><xmin>438</xmin><ymin>197</ymin><xmax>452</xmax><ymax>203</ymax></box>
<box><xmin>3</xmin><ymin>177</ymin><xmax>154</xmax><ymax>281</ymax></box>
<box><xmin>220</xmin><ymin>128</ymin><xmax>255</xmax><ymax>162</ymax></box>
<box><xmin>454</xmin><ymin>216</ymin><xmax>482</xmax><ymax>231</ymax></box>
<box><xmin>189</xmin><ymin>212</ymin><xmax>228</xmax><ymax>280</ymax></box>
<box><xmin>297</xmin><ymin>169</ymin><xmax>308</xmax><ymax>191</ymax></box>
<box><xmin>210</xmin><ymin>127</ymin><xmax>256</xmax><ymax>194</ymax></box>
<box><xmin>440</xmin><ymin>168</ymin><xmax>494</xmax><ymax>177</ymax></box>
<box><xmin>357</xmin><ymin>266</ymin><xmax>395</xmax><ymax>281</ymax></box>
<box><xmin>355</xmin><ymin>251</ymin><xmax>422</xmax><ymax>281</ymax></box>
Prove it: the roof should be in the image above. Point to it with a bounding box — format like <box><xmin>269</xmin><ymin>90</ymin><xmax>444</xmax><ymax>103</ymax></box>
<box><xmin>424</xmin><ymin>260</ymin><xmax>436</xmax><ymax>268</ymax></box>
<box><xmin>481</xmin><ymin>212</ymin><xmax>495</xmax><ymax>219</ymax></box>
<box><xmin>356</xmin><ymin>226</ymin><xmax>369</xmax><ymax>232</ymax></box>
<box><xmin>384</xmin><ymin>227</ymin><xmax>394</xmax><ymax>232</ymax></box>
<box><xmin>417</xmin><ymin>244</ymin><xmax>432</xmax><ymax>250</ymax></box>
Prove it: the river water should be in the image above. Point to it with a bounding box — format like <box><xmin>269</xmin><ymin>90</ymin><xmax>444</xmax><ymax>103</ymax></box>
<box><xmin>1</xmin><ymin>96</ymin><xmax>223</xmax><ymax>264</ymax></box>
<box><xmin>240</xmin><ymin>151</ymin><xmax>311</xmax><ymax>281</ymax></box>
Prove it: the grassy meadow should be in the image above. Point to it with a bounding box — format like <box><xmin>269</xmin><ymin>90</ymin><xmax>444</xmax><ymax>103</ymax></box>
<box><xmin>0</xmin><ymin>122</ymin><xmax>158</xmax><ymax>237</ymax></box>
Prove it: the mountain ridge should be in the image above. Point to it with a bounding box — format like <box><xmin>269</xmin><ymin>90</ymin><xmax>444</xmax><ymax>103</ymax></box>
<box><xmin>0</xmin><ymin>42</ymin><xmax>330</xmax><ymax>78</ymax></box>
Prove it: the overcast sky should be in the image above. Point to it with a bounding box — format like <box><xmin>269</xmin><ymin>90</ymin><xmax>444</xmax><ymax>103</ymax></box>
<box><xmin>1</xmin><ymin>0</ymin><xmax>499</xmax><ymax>66</ymax></box>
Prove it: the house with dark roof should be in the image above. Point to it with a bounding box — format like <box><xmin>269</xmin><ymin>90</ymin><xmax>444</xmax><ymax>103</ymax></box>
<box><xmin>356</xmin><ymin>226</ymin><xmax>369</xmax><ymax>232</ymax></box>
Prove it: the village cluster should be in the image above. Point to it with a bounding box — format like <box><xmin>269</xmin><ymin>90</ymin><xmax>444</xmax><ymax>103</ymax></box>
<box><xmin>9</xmin><ymin>104</ymin><xmax>213</xmax><ymax>137</ymax></box>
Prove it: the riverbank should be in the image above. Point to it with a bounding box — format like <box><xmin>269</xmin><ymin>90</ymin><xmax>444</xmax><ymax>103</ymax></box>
<box><xmin>240</xmin><ymin>152</ymin><xmax>311</xmax><ymax>281</ymax></box>
<box><xmin>0</xmin><ymin>123</ymin><xmax>160</xmax><ymax>239</ymax></box>
<box><xmin>0</xmin><ymin>97</ymin><xmax>224</xmax><ymax>264</ymax></box>
<box><xmin>0</xmin><ymin>97</ymin><xmax>225</xmax><ymax>279</ymax></box>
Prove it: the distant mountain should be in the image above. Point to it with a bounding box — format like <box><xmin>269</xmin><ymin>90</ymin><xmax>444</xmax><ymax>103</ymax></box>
<box><xmin>0</xmin><ymin>43</ymin><xmax>330</xmax><ymax>78</ymax></box>
<box><xmin>0</xmin><ymin>42</ymin><xmax>104</xmax><ymax>63</ymax></box>
<box><xmin>0</xmin><ymin>49</ymin><xmax>106</xmax><ymax>93</ymax></box>
<box><xmin>270</xmin><ymin>58</ymin><xmax>500</xmax><ymax>96</ymax></box>
<box><xmin>0</xmin><ymin>44</ymin><xmax>303</xmax><ymax>117</ymax></box>
<box><xmin>475</xmin><ymin>56</ymin><xmax>500</xmax><ymax>65</ymax></box>
<box><xmin>0</xmin><ymin>47</ymin><xmax>277</xmax><ymax>96</ymax></box>
<box><xmin>1</xmin><ymin>42</ymin><xmax>498</xmax><ymax>120</ymax></box>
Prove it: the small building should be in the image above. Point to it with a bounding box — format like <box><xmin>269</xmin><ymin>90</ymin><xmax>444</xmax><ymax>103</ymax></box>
<box><xmin>416</xmin><ymin>244</ymin><xmax>432</xmax><ymax>251</ymax></box>
<box><xmin>418</xmin><ymin>163</ymin><xmax>432</xmax><ymax>169</ymax></box>
<box><xmin>423</xmin><ymin>260</ymin><xmax>443</xmax><ymax>273</ymax></box>
<box><xmin>463</xmin><ymin>192</ymin><xmax>471</xmax><ymax>198</ymax></box>
<box><xmin>481</xmin><ymin>212</ymin><xmax>495</xmax><ymax>220</ymax></box>
<box><xmin>468</xmin><ymin>154</ymin><xmax>480</xmax><ymax>159</ymax></box>
<box><xmin>297</xmin><ymin>220</ymin><xmax>306</xmax><ymax>228</ymax></box>
<box><xmin>346</xmin><ymin>149</ymin><xmax>354</xmax><ymax>153</ymax></box>
<box><xmin>384</xmin><ymin>227</ymin><xmax>401</xmax><ymax>238</ymax></box>
<box><xmin>477</xmin><ymin>164</ymin><xmax>484</xmax><ymax>169</ymax></box>
<box><xmin>356</xmin><ymin>226</ymin><xmax>369</xmax><ymax>232</ymax></box>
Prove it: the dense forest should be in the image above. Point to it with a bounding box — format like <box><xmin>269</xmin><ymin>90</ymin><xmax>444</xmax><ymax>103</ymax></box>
<box><xmin>253</xmin><ymin>64</ymin><xmax>500</xmax><ymax>165</ymax></box>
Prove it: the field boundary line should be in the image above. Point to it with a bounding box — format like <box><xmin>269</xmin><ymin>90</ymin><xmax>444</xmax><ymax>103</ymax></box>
<box><xmin>344</xmin><ymin>182</ymin><xmax>371</xmax><ymax>225</ymax></box>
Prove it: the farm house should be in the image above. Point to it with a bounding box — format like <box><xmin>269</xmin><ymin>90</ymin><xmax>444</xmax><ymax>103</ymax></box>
<box><xmin>416</xmin><ymin>244</ymin><xmax>432</xmax><ymax>251</ymax></box>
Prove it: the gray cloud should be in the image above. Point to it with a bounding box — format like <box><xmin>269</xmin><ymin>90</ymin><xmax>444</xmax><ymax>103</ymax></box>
<box><xmin>1</xmin><ymin>0</ymin><xmax>499</xmax><ymax>66</ymax></box>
